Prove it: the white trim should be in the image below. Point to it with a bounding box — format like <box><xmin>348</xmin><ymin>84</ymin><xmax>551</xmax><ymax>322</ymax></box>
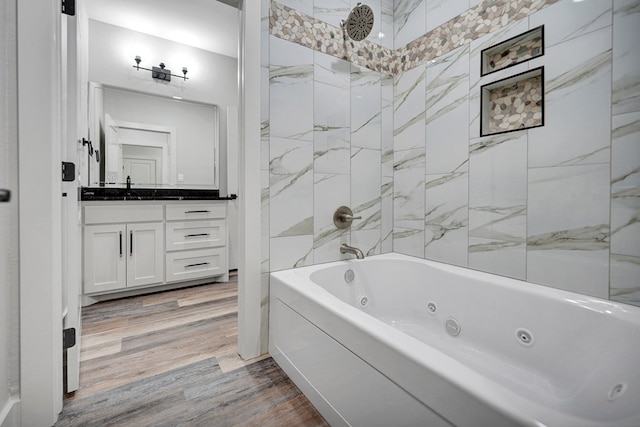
<box><xmin>17</xmin><ymin>0</ymin><xmax>63</xmax><ymax>425</ymax></box>
<box><xmin>237</xmin><ymin>0</ymin><xmax>263</xmax><ymax>359</ymax></box>
<box><xmin>0</xmin><ymin>399</ymin><xmax>20</xmax><ymax>427</ymax></box>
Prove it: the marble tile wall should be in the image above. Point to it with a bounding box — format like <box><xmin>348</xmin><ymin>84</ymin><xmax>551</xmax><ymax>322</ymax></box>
<box><xmin>262</xmin><ymin>0</ymin><xmax>640</xmax><ymax>327</ymax></box>
<box><xmin>264</xmin><ymin>1</ymin><xmax>391</xmax><ymax>278</ymax></box>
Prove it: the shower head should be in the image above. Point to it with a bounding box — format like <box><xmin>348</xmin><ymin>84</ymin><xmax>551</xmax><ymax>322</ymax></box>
<box><xmin>343</xmin><ymin>3</ymin><xmax>374</xmax><ymax>41</ymax></box>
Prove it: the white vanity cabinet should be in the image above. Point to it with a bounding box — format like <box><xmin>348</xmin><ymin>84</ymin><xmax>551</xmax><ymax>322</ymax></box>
<box><xmin>165</xmin><ymin>203</ymin><xmax>228</xmax><ymax>283</ymax></box>
<box><xmin>83</xmin><ymin>205</ymin><xmax>164</xmax><ymax>294</ymax></box>
<box><xmin>82</xmin><ymin>200</ymin><xmax>228</xmax><ymax>297</ymax></box>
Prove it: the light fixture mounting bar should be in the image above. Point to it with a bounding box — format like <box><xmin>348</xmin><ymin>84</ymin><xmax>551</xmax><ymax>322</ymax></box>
<box><xmin>133</xmin><ymin>57</ymin><xmax>189</xmax><ymax>81</ymax></box>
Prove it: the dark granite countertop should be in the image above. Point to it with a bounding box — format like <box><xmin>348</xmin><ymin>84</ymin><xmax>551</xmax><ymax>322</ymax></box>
<box><xmin>81</xmin><ymin>187</ymin><xmax>237</xmax><ymax>201</ymax></box>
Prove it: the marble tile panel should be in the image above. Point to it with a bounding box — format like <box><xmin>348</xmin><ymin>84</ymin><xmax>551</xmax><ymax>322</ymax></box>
<box><xmin>261</xmin><ymin>170</ymin><xmax>270</xmax><ymax>273</ymax></box>
<box><xmin>269</xmin><ymin>36</ymin><xmax>314</xmax><ymax>141</ymax></box>
<box><xmin>276</xmin><ymin>0</ymin><xmax>313</xmax><ymax>16</ymax></box>
<box><xmin>426</xmin><ymin>0</ymin><xmax>470</xmax><ymax>33</ymax></box>
<box><xmin>262</xmin><ymin>0</ymin><xmax>270</xmax><ymax>67</ymax></box>
<box><xmin>528</xmin><ymin>27</ymin><xmax>612</xmax><ymax>168</ymax></box>
<box><xmin>269</xmin><ymin>137</ymin><xmax>313</xmax><ymax>238</ymax></box>
<box><xmin>314</xmin><ymin>51</ymin><xmax>351</xmax><ymax>89</ymax></box>
<box><xmin>379</xmin><ymin>0</ymin><xmax>394</xmax><ymax>50</ymax></box>
<box><xmin>261</xmin><ymin>67</ymin><xmax>270</xmax><ymax>171</ymax></box>
<box><xmin>351</xmin><ymin>64</ymin><xmax>382</xmax><ymax>149</ymax></box>
<box><xmin>528</xmin><ymin>164</ymin><xmax>610</xmax><ymax>240</ymax></box>
<box><xmin>260</xmin><ymin>273</ymin><xmax>270</xmax><ymax>354</ymax></box>
<box><xmin>314</xmin><ymin>0</ymin><xmax>350</xmax><ymax>28</ymax></box>
<box><xmin>314</xmin><ymin>81</ymin><xmax>351</xmax><ymax>175</ymax></box>
<box><xmin>612</xmin><ymin>0</ymin><xmax>640</xmax><ymax>115</ymax></box>
<box><xmin>314</xmin><ymin>173</ymin><xmax>351</xmax><ymax>264</ymax></box>
<box><xmin>527</xmin><ymin>164</ymin><xmax>610</xmax><ymax>298</ymax></box>
<box><xmin>351</xmin><ymin>148</ymin><xmax>382</xmax><ymax>230</ymax></box>
<box><xmin>393</xmin><ymin>148</ymin><xmax>425</xmax><ymax>230</ymax></box>
<box><xmin>381</xmin><ymin>176</ymin><xmax>393</xmax><ymax>253</ymax></box>
<box><xmin>469</xmin><ymin>132</ymin><xmax>527</xmax><ymax>243</ymax></box>
<box><xmin>611</xmin><ymin>112</ymin><xmax>640</xmax><ymax>257</ymax></box>
<box><xmin>469</xmin><ymin>236</ymin><xmax>526</xmax><ymax>280</ymax></box>
<box><xmin>351</xmin><ymin>229</ymin><xmax>382</xmax><ymax>257</ymax></box>
<box><xmin>394</xmin><ymin>0</ymin><xmax>426</xmax><ymax>49</ymax></box>
<box><xmin>528</xmin><ymin>248</ymin><xmax>610</xmax><ymax>298</ymax></box>
<box><xmin>270</xmin><ymin>235</ymin><xmax>314</xmax><ymax>271</ymax></box>
<box><xmin>381</xmin><ymin>75</ymin><xmax>394</xmax><ymax>177</ymax></box>
<box><xmin>610</xmin><ymin>254</ymin><xmax>640</xmax><ymax>307</ymax></box>
<box><xmin>529</xmin><ymin>0</ymin><xmax>612</xmax><ymax>48</ymax></box>
<box><xmin>425</xmin><ymin>45</ymin><xmax>470</xmax><ymax>174</ymax></box>
<box><xmin>424</xmin><ymin>170</ymin><xmax>469</xmax><ymax>267</ymax></box>
<box><xmin>394</xmin><ymin>64</ymin><xmax>426</xmax><ymax>151</ymax></box>
<box><xmin>393</xmin><ymin>227</ymin><xmax>425</xmax><ymax>258</ymax></box>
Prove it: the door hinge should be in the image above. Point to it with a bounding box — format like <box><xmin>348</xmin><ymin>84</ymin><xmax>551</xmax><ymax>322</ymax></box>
<box><xmin>61</xmin><ymin>0</ymin><xmax>75</xmax><ymax>16</ymax></box>
<box><xmin>63</xmin><ymin>328</ymin><xmax>76</xmax><ymax>349</ymax></box>
<box><xmin>62</xmin><ymin>161</ymin><xmax>76</xmax><ymax>182</ymax></box>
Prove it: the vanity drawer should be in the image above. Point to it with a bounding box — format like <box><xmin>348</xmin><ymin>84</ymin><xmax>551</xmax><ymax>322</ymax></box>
<box><xmin>165</xmin><ymin>220</ymin><xmax>226</xmax><ymax>251</ymax></box>
<box><xmin>85</xmin><ymin>205</ymin><xmax>163</xmax><ymax>224</ymax></box>
<box><xmin>166</xmin><ymin>203</ymin><xmax>226</xmax><ymax>221</ymax></box>
<box><xmin>165</xmin><ymin>248</ymin><xmax>227</xmax><ymax>283</ymax></box>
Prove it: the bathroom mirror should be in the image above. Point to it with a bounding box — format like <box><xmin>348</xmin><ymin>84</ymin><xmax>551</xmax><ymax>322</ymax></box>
<box><xmin>83</xmin><ymin>0</ymin><xmax>239</xmax><ymax>190</ymax></box>
<box><xmin>89</xmin><ymin>82</ymin><xmax>219</xmax><ymax>187</ymax></box>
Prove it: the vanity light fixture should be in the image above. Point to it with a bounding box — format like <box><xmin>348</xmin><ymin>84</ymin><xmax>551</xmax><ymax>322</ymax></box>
<box><xmin>133</xmin><ymin>56</ymin><xmax>189</xmax><ymax>82</ymax></box>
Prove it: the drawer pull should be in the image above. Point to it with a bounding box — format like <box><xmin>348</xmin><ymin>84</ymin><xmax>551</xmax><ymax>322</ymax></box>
<box><xmin>185</xmin><ymin>233</ymin><xmax>210</xmax><ymax>238</ymax></box>
<box><xmin>185</xmin><ymin>210</ymin><xmax>210</xmax><ymax>214</ymax></box>
<box><xmin>185</xmin><ymin>262</ymin><xmax>210</xmax><ymax>268</ymax></box>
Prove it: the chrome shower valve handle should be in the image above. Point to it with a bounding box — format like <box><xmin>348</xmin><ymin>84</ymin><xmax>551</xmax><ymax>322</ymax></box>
<box><xmin>333</xmin><ymin>206</ymin><xmax>362</xmax><ymax>229</ymax></box>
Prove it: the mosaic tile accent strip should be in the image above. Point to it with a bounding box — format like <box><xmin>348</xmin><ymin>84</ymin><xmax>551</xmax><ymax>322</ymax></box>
<box><xmin>270</xmin><ymin>1</ymin><xmax>395</xmax><ymax>75</ymax></box>
<box><xmin>394</xmin><ymin>0</ymin><xmax>558</xmax><ymax>74</ymax></box>
<box><xmin>270</xmin><ymin>0</ymin><xmax>558</xmax><ymax>76</ymax></box>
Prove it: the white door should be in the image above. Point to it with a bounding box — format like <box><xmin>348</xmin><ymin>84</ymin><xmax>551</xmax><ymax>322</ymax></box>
<box><xmin>127</xmin><ymin>222</ymin><xmax>164</xmax><ymax>287</ymax></box>
<box><xmin>83</xmin><ymin>224</ymin><xmax>127</xmax><ymax>293</ymax></box>
<box><xmin>123</xmin><ymin>158</ymin><xmax>157</xmax><ymax>185</ymax></box>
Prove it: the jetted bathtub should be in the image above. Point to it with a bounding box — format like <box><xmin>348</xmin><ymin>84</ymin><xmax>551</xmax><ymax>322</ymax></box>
<box><xmin>269</xmin><ymin>253</ymin><xmax>640</xmax><ymax>427</ymax></box>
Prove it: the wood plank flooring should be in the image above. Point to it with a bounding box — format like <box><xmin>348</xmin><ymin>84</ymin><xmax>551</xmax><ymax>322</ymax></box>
<box><xmin>56</xmin><ymin>275</ymin><xmax>329</xmax><ymax>427</ymax></box>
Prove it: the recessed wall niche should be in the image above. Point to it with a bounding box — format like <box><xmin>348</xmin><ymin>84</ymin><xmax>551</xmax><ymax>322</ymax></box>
<box><xmin>481</xmin><ymin>26</ymin><xmax>544</xmax><ymax>76</ymax></box>
<box><xmin>480</xmin><ymin>67</ymin><xmax>544</xmax><ymax>136</ymax></box>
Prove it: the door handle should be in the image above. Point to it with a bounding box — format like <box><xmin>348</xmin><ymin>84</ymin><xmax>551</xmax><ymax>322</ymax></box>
<box><xmin>130</xmin><ymin>231</ymin><xmax>133</xmax><ymax>256</ymax></box>
<box><xmin>0</xmin><ymin>189</ymin><xmax>10</xmax><ymax>202</ymax></box>
<box><xmin>119</xmin><ymin>231</ymin><xmax>123</xmax><ymax>257</ymax></box>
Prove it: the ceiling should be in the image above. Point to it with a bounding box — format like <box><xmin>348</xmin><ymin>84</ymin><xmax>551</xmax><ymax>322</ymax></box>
<box><xmin>83</xmin><ymin>0</ymin><xmax>240</xmax><ymax>59</ymax></box>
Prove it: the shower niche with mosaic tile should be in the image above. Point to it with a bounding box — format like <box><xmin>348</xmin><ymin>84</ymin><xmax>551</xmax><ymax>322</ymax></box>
<box><xmin>481</xmin><ymin>67</ymin><xmax>544</xmax><ymax>137</ymax></box>
<box><xmin>481</xmin><ymin>26</ymin><xmax>544</xmax><ymax>76</ymax></box>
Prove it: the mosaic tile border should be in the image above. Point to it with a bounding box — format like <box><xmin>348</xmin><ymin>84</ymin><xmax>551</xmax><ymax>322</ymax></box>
<box><xmin>269</xmin><ymin>0</ymin><xmax>559</xmax><ymax>76</ymax></box>
<box><xmin>269</xmin><ymin>1</ymin><xmax>394</xmax><ymax>75</ymax></box>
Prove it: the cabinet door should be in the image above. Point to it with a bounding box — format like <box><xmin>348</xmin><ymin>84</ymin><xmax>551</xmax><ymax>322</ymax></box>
<box><xmin>84</xmin><ymin>224</ymin><xmax>126</xmax><ymax>293</ymax></box>
<box><xmin>127</xmin><ymin>222</ymin><xmax>164</xmax><ymax>288</ymax></box>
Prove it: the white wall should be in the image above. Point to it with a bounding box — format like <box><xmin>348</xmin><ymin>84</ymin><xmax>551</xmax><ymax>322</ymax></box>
<box><xmin>0</xmin><ymin>0</ymin><xmax>20</xmax><ymax>424</ymax></box>
<box><xmin>87</xmin><ymin>19</ymin><xmax>238</xmax><ymax>193</ymax></box>
<box><xmin>101</xmin><ymin>87</ymin><xmax>218</xmax><ymax>186</ymax></box>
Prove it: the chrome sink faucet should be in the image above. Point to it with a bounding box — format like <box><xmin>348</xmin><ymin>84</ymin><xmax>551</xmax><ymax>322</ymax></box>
<box><xmin>340</xmin><ymin>244</ymin><xmax>364</xmax><ymax>259</ymax></box>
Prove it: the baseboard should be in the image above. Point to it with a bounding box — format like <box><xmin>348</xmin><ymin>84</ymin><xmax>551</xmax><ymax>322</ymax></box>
<box><xmin>0</xmin><ymin>398</ymin><xmax>20</xmax><ymax>427</ymax></box>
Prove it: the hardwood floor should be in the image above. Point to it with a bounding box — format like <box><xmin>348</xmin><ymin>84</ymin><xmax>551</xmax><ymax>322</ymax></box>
<box><xmin>56</xmin><ymin>276</ymin><xmax>329</xmax><ymax>427</ymax></box>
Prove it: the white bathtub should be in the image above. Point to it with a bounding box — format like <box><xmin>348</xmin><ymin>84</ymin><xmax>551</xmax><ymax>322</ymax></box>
<box><xmin>269</xmin><ymin>253</ymin><xmax>640</xmax><ymax>427</ymax></box>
